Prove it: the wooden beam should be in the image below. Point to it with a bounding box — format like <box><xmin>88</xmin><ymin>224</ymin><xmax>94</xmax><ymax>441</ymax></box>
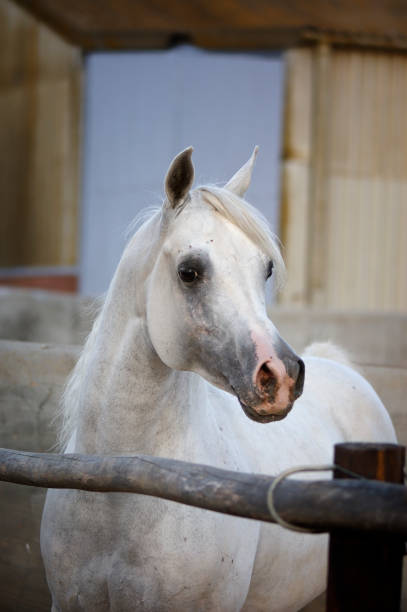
<box><xmin>308</xmin><ymin>41</ymin><xmax>332</xmax><ymax>305</ymax></box>
<box><xmin>279</xmin><ymin>48</ymin><xmax>313</xmax><ymax>306</ymax></box>
<box><xmin>11</xmin><ymin>0</ymin><xmax>407</xmax><ymax>51</ymax></box>
<box><xmin>1</xmin><ymin>447</ymin><xmax>407</xmax><ymax>536</ymax></box>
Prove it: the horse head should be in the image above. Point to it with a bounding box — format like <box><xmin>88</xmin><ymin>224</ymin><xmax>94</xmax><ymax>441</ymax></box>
<box><xmin>146</xmin><ymin>147</ymin><xmax>304</xmax><ymax>423</ymax></box>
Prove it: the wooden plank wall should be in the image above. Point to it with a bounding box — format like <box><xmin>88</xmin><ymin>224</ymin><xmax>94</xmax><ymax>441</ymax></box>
<box><xmin>280</xmin><ymin>46</ymin><xmax>407</xmax><ymax>312</ymax></box>
<box><xmin>0</xmin><ymin>0</ymin><xmax>81</xmax><ymax>268</ymax></box>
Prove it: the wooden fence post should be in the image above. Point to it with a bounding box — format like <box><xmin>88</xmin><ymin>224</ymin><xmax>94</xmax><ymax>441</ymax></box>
<box><xmin>326</xmin><ymin>442</ymin><xmax>405</xmax><ymax>612</ymax></box>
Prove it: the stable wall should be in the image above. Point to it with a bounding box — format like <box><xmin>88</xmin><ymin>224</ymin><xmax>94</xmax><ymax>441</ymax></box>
<box><xmin>280</xmin><ymin>46</ymin><xmax>407</xmax><ymax>312</ymax></box>
<box><xmin>0</xmin><ymin>0</ymin><xmax>81</xmax><ymax>285</ymax></box>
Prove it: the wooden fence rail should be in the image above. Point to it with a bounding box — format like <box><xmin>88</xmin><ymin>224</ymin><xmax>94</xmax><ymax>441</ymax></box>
<box><xmin>1</xmin><ymin>446</ymin><xmax>407</xmax><ymax>537</ymax></box>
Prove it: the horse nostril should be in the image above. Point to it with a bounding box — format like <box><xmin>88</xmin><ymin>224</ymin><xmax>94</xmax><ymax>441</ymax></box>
<box><xmin>260</xmin><ymin>362</ymin><xmax>271</xmax><ymax>375</ymax></box>
<box><xmin>259</xmin><ymin>362</ymin><xmax>271</xmax><ymax>380</ymax></box>
<box><xmin>256</xmin><ymin>357</ymin><xmax>304</xmax><ymax>400</ymax></box>
<box><xmin>257</xmin><ymin>361</ymin><xmax>277</xmax><ymax>394</ymax></box>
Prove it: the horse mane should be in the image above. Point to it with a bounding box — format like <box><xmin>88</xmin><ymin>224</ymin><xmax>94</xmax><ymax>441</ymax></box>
<box><xmin>57</xmin><ymin>185</ymin><xmax>285</xmax><ymax>451</ymax></box>
<box><xmin>56</xmin><ymin>301</ymin><xmax>103</xmax><ymax>450</ymax></box>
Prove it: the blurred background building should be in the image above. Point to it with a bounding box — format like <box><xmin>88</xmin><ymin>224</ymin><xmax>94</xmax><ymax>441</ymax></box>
<box><xmin>0</xmin><ymin>1</ymin><xmax>284</xmax><ymax>296</ymax></box>
<box><xmin>1</xmin><ymin>0</ymin><xmax>407</xmax><ymax>308</ymax></box>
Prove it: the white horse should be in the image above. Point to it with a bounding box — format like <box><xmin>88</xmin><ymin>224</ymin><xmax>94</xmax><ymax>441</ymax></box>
<box><xmin>41</xmin><ymin>147</ymin><xmax>395</xmax><ymax>612</ymax></box>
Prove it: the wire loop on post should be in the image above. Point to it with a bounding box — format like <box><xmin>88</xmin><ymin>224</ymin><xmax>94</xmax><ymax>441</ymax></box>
<box><xmin>267</xmin><ymin>464</ymin><xmax>366</xmax><ymax>534</ymax></box>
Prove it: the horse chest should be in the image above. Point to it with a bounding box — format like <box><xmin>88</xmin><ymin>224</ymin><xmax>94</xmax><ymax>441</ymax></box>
<box><xmin>43</xmin><ymin>488</ymin><xmax>259</xmax><ymax>612</ymax></box>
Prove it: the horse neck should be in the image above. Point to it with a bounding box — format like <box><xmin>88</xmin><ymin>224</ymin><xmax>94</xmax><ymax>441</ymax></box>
<box><xmin>73</xmin><ymin>222</ymin><xmax>210</xmax><ymax>456</ymax></box>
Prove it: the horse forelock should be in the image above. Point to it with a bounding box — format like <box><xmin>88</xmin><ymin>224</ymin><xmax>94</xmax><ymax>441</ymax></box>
<box><xmin>195</xmin><ymin>186</ymin><xmax>286</xmax><ymax>289</ymax></box>
<box><xmin>123</xmin><ymin>186</ymin><xmax>285</xmax><ymax>292</ymax></box>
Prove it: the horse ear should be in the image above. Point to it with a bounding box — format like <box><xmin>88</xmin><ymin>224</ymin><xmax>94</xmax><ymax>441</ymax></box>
<box><xmin>224</xmin><ymin>146</ymin><xmax>259</xmax><ymax>197</ymax></box>
<box><xmin>164</xmin><ymin>147</ymin><xmax>194</xmax><ymax>209</ymax></box>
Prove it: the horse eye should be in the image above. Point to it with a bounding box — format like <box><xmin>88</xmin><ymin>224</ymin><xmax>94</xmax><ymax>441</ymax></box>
<box><xmin>266</xmin><ymin>261</ymin><xmax>274</xmax><ymax>279</ymax></box>
<box><xmin>178</xmin><ymin>266</ymin><xmax>199</xmax><ymax>283</ymax></box>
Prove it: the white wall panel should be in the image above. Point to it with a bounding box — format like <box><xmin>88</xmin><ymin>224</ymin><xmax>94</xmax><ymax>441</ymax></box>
<box><xmin>81</xmin><ymin>46</ymin><xmax>284</xmax><ymax>295</ymax></box>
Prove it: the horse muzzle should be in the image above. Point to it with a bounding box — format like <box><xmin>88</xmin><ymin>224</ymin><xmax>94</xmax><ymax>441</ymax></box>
<box><xmin>236</xmin><ymin>334</ymin><xmax>305</xmax><ymax>423</ymax></box>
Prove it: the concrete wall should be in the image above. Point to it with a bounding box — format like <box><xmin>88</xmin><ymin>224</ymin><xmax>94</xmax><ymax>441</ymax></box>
<box><xmin>0</xmin><ymin>287</ymin><xmax>95</xmax><ymax>345</ymax></box>
<box><xmin>0</xmin><ymin>340</ymin><xmax>79</xmax><ymax>611</ymax></box>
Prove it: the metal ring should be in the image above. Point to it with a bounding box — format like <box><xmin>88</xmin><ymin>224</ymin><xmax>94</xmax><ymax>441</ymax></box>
<box><xmin>266</xmin><ymin>463</ymin><xmax>365</xmax><ymax>534</ymax></box>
